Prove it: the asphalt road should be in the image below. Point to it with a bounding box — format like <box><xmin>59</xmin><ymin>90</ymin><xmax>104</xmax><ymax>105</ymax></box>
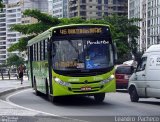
<box><xmin>5</xmin><ymin>89</ymin><xmax>160</xmax><ymax>122</ymax></box>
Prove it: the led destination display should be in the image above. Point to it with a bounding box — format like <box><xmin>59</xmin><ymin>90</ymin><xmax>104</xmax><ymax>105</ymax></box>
<box><xmin>53</xmin><ymin>25</ymin><xmax>110</xmax><ymax>37</ymax></box>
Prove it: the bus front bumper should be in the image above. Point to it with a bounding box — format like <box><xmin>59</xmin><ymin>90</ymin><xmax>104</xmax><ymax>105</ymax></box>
<box><xmin>52</xmin><ymin>80</ymin><xmax>116</xmax><ymax>96</ymax></box>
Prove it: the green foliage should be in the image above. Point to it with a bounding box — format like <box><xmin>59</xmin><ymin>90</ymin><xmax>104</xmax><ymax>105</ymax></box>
<box><xmin>9</xmin><ymin>9</ymin><xmax>61</xmax><ymax>52</ymax></box>
<box><xmin>11</xmin><ymin>22</ymin><xmax>51</xmax><ymax>35</ymax></box>
<box><xmin>103</xmin><ymin>15</ymin><xmax>141</xmax><ymax>63</ymax></box>
<box><xmin>23</xmin><ymin>9</ymin><xmax>60</xmax><ymax>25</ymax></box>
<box><xmin>8</xmin><ymin>36</ymin><xmax>34</xmax><ymax>52</ymax></box>
<box><xmin>7</xmin><ymin>54</ymin><xmax>25</xmax><ymax>68</ymax></box>
<box><xmin>59</xmin><ymin>17</ymin><xmax>86</xmax><ymax>25</ymax></box>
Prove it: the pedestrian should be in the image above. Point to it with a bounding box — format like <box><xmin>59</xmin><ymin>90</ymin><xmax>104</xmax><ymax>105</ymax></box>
<box><xmin>18</xmin><ymin>64</ymin><xmax>25</xmax><ymax>84</ymax></box>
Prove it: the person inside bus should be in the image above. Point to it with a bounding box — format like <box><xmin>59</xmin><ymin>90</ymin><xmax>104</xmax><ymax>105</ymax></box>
<box><xmin>86</xmin><ymin>44</ymin><xmax>109</xmax><ymax>69</ymax></box>
<box><xmin>86</xmin><ymin>46</ymin><xmax>101</xmax><ymax>69</ymax></box>
<box><xmin>18</xmin><ymin>64</ymin><xmax>25</xmax><ymax>84</ymax></box>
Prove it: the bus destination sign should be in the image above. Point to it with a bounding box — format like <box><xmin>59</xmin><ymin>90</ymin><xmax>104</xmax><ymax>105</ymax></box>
<box><xmin>59</xmin><ymin>28</ymin><xmax>102</xmax><ymax>35</ymax></box>
<box><xmin>53</xmin><ymin>26</ymin><xmax>110</xmax><ymax>37</ymax></box>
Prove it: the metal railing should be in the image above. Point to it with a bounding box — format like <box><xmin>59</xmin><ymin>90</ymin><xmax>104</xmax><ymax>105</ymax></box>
<box><xmin>0</xmin><ymin>69</ymin><xmax>29</xmax><ymax>80</ymax></box>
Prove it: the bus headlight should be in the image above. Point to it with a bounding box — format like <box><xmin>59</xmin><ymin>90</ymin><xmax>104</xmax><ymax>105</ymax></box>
<box><xmin>100</xmin><ymin>75</ymin><xmax>115</xmax><ymax>85</ymax></box>
<box><xmin>54</xmin><ymin>78</ymin><xmax>71</xmax><ymax>87</ymax></box>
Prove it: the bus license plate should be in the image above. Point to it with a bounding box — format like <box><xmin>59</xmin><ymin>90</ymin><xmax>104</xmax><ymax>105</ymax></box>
<box><xmin>81</xmin><ymin>87</ymin><xmax>92</xmax><ymax>91</ymax></box>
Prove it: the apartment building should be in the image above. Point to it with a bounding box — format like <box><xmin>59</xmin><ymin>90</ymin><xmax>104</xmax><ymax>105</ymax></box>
<box><xmin>147</xmin><ymin>0</ymin><xmax>160</xmax><ymax>47</ymax></box>
<box><xmin>22</xmin><ymin>0</ymin><xmax>49</xmax><ymax>24</ymax></box>
<box><xmin>128</xmin><ymin>0</ymin><xmax>160</xmax><ymax>52</ymax></box>
<box><xmin>0</xmin><ymin>1</ymin><xmax>21</xmax><ymax>64</ymax></box>
<box><xmin>52</xmin><ymin>0</ymin><xmax>68</xmax><ymax>18</ymax></box>
<box><xmin>0</xmin><ymin>0</ymin><xmax>49</xmax><ymax>64</ymax></box>
<box><xmin>69</xmin><ymin>0</ymin><xmax>128</xmax><ymax>20</ymax></box>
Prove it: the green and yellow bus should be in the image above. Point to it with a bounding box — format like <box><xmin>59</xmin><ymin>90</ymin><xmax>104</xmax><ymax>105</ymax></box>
<box><xmin>27</xmin><ymin>24</ymin><xmax>117</xmax><ymax>103</ymax></box>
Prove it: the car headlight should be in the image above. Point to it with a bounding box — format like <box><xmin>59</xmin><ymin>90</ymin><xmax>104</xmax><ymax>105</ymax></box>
<box><xmin>54</xmin><ymin>78</ymin><xmax>71</xmax><ymax>87</ymax></box>
<box><xmin>100</xmin><ymin>74</ymin><xmax>115</xmax><ymax>85</ymax></box>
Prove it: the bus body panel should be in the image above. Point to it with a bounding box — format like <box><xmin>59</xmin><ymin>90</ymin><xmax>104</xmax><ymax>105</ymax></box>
<box><xmin>51</xmin><ymin>69</ymin><xmax>116</xmax><ymax>96</ymax></box>
<box><xmin>31</xmin><ymin>60</ymin><xmax>116</xmax><ymax>96</ymax></box>
<box><xmin>32</xmin><ymin>61</ymin><xmax>49</xmax><ymax>94</ymax></box>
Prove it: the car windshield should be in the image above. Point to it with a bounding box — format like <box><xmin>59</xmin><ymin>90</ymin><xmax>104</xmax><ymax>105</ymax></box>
<box><xmin>52</xmin><ymin>38</ymin><xmax>114</xmax><ymax>71</ymax></box>
<box><xmin>116</xmin><ymin>66</ymin><xmax>134</xmax><ymax>75</ymax></box>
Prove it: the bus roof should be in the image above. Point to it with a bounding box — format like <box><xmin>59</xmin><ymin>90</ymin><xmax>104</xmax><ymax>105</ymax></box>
<box><xmin>27</xmin><ymin>24</ymin><xmax>110</xmax><ymax>47</ymax></box>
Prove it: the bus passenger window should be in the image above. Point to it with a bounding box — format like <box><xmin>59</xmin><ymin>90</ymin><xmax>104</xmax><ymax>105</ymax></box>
<box><xmin>44</xmin><ymin>39</ymin><xmax>48</xmax><ymax>60</ymax></box>
<box><xmin>36</xmin><ymin>43</ymin><xmax>39</xmax><ymax>61</ymax></box>
<box><xmin>41</xmin><ymin>41</ymin><xmax>44</xmax><ymax>60</ymax></box>
<box><xmin>33</xmin><ymin>44</ymin><xmax>36</xmax><ymax>61</ymax></box>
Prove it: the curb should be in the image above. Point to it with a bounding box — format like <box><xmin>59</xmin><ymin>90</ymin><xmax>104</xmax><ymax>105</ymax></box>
<box><xmin>0</xmin><ymin>86</ymin><xmax>31</xmax><ymax>96</ymax></box>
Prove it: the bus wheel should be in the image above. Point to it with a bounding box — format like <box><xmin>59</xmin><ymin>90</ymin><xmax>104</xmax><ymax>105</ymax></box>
<box><xmin>34</xmin><ymin>77</ymin><xmax>40</xmax><ymax>96</ymax></box>
<box><xmin>129</xmin><ymin>87</ymin><xmax>139</xmax><ymax>102</ymax></box>
<box><xmin>94</xmin><ymin>93</ymin><xmax>105</xmax><ymax>103</ymax></box>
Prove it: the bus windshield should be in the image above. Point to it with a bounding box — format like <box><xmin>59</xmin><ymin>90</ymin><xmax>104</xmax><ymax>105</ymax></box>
<box><xmin>52</xmin><ymin>38</ymin><xmax>114</xmax><ymax>71</ymax></box>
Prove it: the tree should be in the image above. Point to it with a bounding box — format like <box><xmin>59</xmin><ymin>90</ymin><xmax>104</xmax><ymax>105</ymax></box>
<box><xmin>8</xmin><ymin>10</ymin><xmax>87</xmax><ymax>52</ymax></box>
<box><xmin>8</xmin><ymin>9</ymin><xmax>60</xmax><ymax>52</ymax></box>
<box><xmin>7</xmin><ymin>54</ymin><xmax>25</xmax><ymax>68</ymax></box>
<box><xmin>103</xmin><ymin>15</ymin><xmax>141</xmax><ymax>63</ymax></box>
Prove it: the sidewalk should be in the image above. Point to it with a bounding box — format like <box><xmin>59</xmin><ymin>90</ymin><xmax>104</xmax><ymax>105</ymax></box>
<box><xmin>0</xmin><ymin>76</ymin><xmax>31</xmax><ymax>96</ymax></box>
<box><xmin>0</xmin><ymin>77</ymin><xmax>77</xmax><ymax>121</ymax></box>
<box><xmin>0</xmin><ymin>76</ymin><xmax>42</xmax><ymax>117</ymax></box>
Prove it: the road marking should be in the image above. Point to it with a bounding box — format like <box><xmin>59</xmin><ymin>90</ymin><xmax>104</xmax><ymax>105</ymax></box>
<box><xmin>5</xmin><ymin>89</ymin><xmax>88</xmax><ymax>122</ymax></box>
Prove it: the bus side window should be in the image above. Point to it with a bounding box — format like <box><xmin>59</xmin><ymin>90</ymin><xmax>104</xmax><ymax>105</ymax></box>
<box><xmin>41</xmin><ymin>41</ymin><xmax>44</xmax><ymax>60</ymax></box>
<box><xmin>33</xmin><ymin>44</ymin><xmax>36</xmax><ymax>61</ymax></box>
<box><xmin>38</xmin><ymin>42</ymin><xmax>41</xmax><ymax>61</ymax></box>
<box><xmin>36</xmin><ymin>43</ymin><xmax>39</xmax><ymax>61</ymax></box>
<box><xmin>44</xmin><ymin>39</ymin><xmax>48</xmax><ymax>60</ymax></box>
<box><xmin>28</xmin><ymin>47</ymin><xmax>30</xmax><ymax>61</ymax></box>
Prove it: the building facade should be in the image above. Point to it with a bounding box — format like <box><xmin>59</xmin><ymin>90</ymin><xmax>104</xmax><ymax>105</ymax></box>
<box><xmin>52</xmin><ymin>0</ymin><xmax>68</xmax><ymax>18</ymax></box>
<box><xmin>128</xmin><ymin>0</ymin><xmax>160</xmax><ymax>52</ymax></box>
<box><xmin>0</xmin><ymin>0</ymin><xmax>49</xmax><ymax>64</ymax></box>
<box><xmin>0</xmin><ymin>1</ymin><xmax>22</xmax><ymax>64</ymax></box>
<box><xmin>22</xmin><ymin>0</ymin><xmax>49</xmax><ymax>24</ymax></box>
<box><xmin>69</xmin><ymin>0</ymin><xmax>128</xmax><ymax>20</ymax></box>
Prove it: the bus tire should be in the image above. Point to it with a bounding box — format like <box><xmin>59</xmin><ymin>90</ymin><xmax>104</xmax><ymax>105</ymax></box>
<box><xmin>45</xmin><ymin>78</ymin><xmax>49</xmax><ymax>100</ymax></box>
<box><xmin>129</xmin><ymin>87</ymin><xmax>139</xmax><ymax>102</ymax></box>
<box><xmin>94</xmin><ymin>93</ymin><xmax>105</xmax><ymax>103</ymax></box>
<box><xmin>34</xmin><ymin>77</ymin><xmax>40</xmax><ymax>96</ymax></box>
